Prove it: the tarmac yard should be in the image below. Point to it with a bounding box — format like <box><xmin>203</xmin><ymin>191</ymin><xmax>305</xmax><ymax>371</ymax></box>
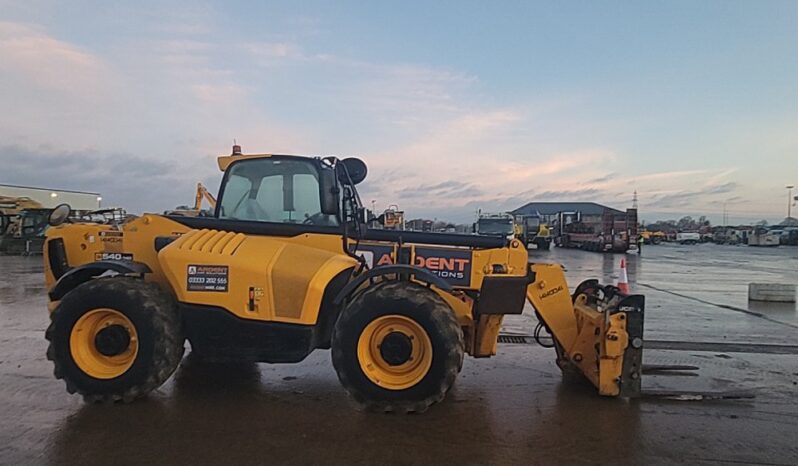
<box><xmin>1</xmin><ymin>244</ymin><xmax>797</xmax><ymax>465</ymax></box>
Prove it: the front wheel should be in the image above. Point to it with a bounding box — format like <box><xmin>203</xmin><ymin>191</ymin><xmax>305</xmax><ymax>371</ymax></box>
<box><xmin>46</xmin><ymin>277</ymin><xmax>184</xmax><ymax>403</ymax></box>
<box><xmin>331</xmin><ymin>281</ymin><xmax>464</xmax><ymax>413</ymax></box>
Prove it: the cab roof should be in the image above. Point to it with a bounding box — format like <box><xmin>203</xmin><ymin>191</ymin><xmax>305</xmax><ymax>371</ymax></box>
<box><xmin>217</xmin><ymin>152</ymin><xmax>317</xmax><ymax>171</ymax></box>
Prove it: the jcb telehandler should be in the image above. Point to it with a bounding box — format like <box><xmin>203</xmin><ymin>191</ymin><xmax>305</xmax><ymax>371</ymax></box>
<box><xmin>42</xmin><ymin>146</ymin><xmax>645</xmax><ymax>412</ymax></box>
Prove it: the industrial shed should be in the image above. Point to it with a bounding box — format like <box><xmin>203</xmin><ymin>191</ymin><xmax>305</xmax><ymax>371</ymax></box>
<box><xmin>0</xmin><ymin>184</ymin><xmax>102</xmax><ymax>211</ymax></box>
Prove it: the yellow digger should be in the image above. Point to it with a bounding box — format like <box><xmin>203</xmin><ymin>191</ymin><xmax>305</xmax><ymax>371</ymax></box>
<box><xmin>166</xmin><ymin>182</ymin><xmax>218</xmax><ymax>217</ymax></box>
<box><xmin>42</xmin><ymin>146</ymin><xmax>644</xmax><ymax>412</ymax></box>
<box><xmin>1</xmin><ymin>195</ymin><xmax>45</xmax><ymax>236</ymax></box>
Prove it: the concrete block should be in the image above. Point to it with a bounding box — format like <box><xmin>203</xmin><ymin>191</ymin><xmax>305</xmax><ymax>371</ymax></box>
<box><xmin>748</xmin><ymin>283</ymin><xmax>796</xmax><ymax>303</ymax></box>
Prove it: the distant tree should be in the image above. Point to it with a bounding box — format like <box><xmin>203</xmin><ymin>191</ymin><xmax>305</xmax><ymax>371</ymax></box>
<box><xmin>755</xmin><ymin>219</ymin><xmax>768</xmax><ymax>226</ymax></box>
<box><xmin>645</xmin><ymin>219</ymin><xmax>678</xmax><ymax>233</ymax></box>
<box><xmin>677</xmin><ymin>216</ymin><xmax>696</xmax><ymax>230</ymax></box>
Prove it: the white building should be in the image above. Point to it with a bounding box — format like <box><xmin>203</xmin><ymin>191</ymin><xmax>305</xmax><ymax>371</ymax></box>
<box><xmin>0</xmin><ymin>184</ymin><xmax>102</xmax><ymax>211</ymax></box>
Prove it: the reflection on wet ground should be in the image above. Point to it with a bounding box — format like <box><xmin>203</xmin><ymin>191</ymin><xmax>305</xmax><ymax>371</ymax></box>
<box><xmin>1</xmin><ymin>246</ymin><xmax>797</xmax><ymax>464</ymax></box>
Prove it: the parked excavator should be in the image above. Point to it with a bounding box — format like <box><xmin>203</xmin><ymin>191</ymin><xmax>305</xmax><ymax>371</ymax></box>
<box><xmin>166</xmin><ymin>183</ymin><xmax>217</xmax><ymax>217</ymax></box>
<box><xmin>0</xmin><ymin>195</ymin><xmax>50</xmax><ymax>254</ymax></box>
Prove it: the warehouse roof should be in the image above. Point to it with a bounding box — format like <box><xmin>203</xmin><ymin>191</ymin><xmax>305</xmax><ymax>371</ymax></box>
<box><xmin>513</xmin><ymin>202</ymin><xmax>624</xmax><ymax>216</ymax></box>
<box><xmin>0</xmin><ymin>183</ymin><xmax>100</xmax><ymax>196</ymax></box>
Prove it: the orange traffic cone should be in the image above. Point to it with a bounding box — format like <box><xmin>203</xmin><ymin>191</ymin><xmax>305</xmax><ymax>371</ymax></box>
<box><xmin>618</xmin><ymin>259</ymin><xmax>631</xmax><ymax>294</ymax></box>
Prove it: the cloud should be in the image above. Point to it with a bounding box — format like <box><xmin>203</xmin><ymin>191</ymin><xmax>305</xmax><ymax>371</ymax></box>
<box><xmin>0</xmin><ymin>144</ymin><xmax>211</xmax><ymax>214</ymax></box>
<box><xmin>0</xmin><ymin>21</ymin><xmax>615</xmax><ymax>223</ymax></box>
<box><xmin>396</xmin><ymin>180</ymin><xmax>485</xmax><ymax>200</ymax></box>
<box><xmin>631</xmin><ymin>169</ymin><xmax>708</xmax><ymax>183</ymax></box>
<box><xmin>245</xmin><ymin>42</ymin><xmax>307</xmax><ymax>62</ymax></box>
<box><xmin>0</xmin><ymin>15</ymin><xmax>788</xmax><ymax>226</ymax></box>
<box><xmin>0</xmin><ymin>21</ymin><xmax>106</xmax><ymax>91</ymax></box>
<box><xmin>191</xmin><ymin>83</ymin><xmax>249</xmax><ymax>104</ymax></box>
<box><xmin>495</xmin><ymin>149</ymin><xmax>616</xmax><ymax>182</ymax></box>
<box><xmin>648</xmin><ymin>182</ymin><xmax>739</xmax><ymax>208</ymax></box>
<box><xmin>587</xmin><ymin>172</ymin><xmax>617</xmax><ymax>184</ymax></box>
<box><xmin>533</xmin><ymin>188</ymin><xmax>602</xmax><ymax>201</ymax></box>
<box><xmin>703</xmin><ymin>168</ymin><xmax>738</xmax><ymax>187</ymax></box>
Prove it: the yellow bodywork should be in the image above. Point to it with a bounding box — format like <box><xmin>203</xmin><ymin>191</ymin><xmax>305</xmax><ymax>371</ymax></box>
<box><xmin>45</xmin><ymin>212</ymin><xmax>637</xmax><ymax>396</ymax></box>
<box><xmin>45</xmin><ymin>214</ymin><xmax>529</xmax><ymax>356</ymax></box>
<box><xmin>159</xmin><ymin>228</ymin><xmax>357</xmax><ymax>325</ymax></box>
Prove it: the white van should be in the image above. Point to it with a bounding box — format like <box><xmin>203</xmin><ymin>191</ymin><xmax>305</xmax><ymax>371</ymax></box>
<box><xmin>676</xmin><ymin>232</ymin><xmax>701</xmax><ymax>245</ymax></box>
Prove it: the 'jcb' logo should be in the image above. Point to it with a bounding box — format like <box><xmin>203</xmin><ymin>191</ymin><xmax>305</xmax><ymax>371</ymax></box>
<box><xmin>540</xmin><ymin>285</ymin><xmax>564</xmax><ymax>299</ymax></box>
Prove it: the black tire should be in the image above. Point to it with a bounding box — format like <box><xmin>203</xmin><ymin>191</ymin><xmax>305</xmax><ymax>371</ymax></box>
<box><xmin>331</xmin><ymin>281</ymin><xmax>464</xmax><ymax>413</ymax></box>
<box><xmin>45</xmin><ymin>277</ymin><xmax>184</xmax><ymax>403</ymax></box>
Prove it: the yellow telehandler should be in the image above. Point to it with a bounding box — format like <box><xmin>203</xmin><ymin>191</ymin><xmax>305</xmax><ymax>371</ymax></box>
<box><xmin>42</xmin><ymin>146</ymin><xmax>644</xmax><ymax>412</ymax></box>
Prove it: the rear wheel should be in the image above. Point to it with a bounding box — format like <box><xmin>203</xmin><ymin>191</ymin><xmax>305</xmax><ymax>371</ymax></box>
<box><xmin>332</xmin><ymin>281</ymin><xmax>464</xmax><ymax>413</ymax></box>
<box><xmin>46</xmin><ymin>277</ymin><xmax>184</xmax><ymax>403</ymax></box>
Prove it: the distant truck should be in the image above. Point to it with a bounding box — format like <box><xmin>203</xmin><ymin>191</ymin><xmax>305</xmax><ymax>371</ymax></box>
<box><xmin>516</xmin><ymin>214</ymin><xmax>552</xmax><ymax>250</ymax></box>
<box><xmin>554</xmin><ymin>208</ymin><xmax>638</xmax><ymax>253</ymax></box>
<box><xmin>676</xmin><ymin>232</ymin><xmax>701</xmax><ymax>245</ymax></box>
<box><xmin>474</xmin><ymin>213</ymin><xmax>515</xmax><ymax>241</ymax></box>
<box><xmin>748</xmin><ymin>228</ymin><xmax>779</xmax><ymax>247</ymax></box>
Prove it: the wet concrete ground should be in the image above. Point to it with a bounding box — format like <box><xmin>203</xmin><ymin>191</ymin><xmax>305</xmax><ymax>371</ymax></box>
<box><xmin>2</xmin><ymin>244</ymin><xmax>797</xmax><ymax>465</ymax></box>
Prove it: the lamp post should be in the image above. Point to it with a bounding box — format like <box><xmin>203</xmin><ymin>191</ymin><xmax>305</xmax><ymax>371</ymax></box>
<box><xmin>788</xmin><ymin>186</ymin><xmax>795</xmax><ymax>220</ymax></box>
<box><xmin>723</xmin><ymin>201</ymin><xmax>728</xmax><ymax>227</ymax></box>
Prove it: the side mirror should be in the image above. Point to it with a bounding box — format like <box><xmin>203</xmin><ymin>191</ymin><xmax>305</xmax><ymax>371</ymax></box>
<box><xmin>48</xmin><ymin>203</ymin><xmax>72</xmax><ymax>226</ymax></box>
<box><xmin>339</xmin><ymin>158</ymin><xmax>367</xmax><ymax>185</ymax></box>
<box><xmin>319</xmin><ymin>168</ymin><xmax>340</xmax><ymax>216</ymax></box>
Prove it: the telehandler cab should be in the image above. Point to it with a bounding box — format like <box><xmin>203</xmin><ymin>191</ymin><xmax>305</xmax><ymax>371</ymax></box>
<box><xmin>43</xmin><ymin>146</ymin><xmax>645</xmax><ymax>412</ymax></box>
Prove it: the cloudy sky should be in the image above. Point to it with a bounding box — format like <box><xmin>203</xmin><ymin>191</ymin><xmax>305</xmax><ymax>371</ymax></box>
<box><xmin>1</xmin><ymin>1</ymin><xmax>796</xmax><ymax>224</ymax></box>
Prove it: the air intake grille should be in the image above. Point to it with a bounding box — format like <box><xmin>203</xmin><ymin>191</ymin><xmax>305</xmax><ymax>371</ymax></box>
<box><xmin>178</xmin><ymin>229</ymin><xmax>246</xmax><ymax>255</ymax></box>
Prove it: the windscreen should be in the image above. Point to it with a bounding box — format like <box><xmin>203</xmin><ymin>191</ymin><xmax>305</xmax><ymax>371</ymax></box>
<box><xmin>218</xmin><ymin>158</ymin><xmax>338</xmax><ymax>225</ymax></box>
<box><xmin>478</xmin><ymin>219</ymin><xmax>513</xmax><ymax>235</ymax></box>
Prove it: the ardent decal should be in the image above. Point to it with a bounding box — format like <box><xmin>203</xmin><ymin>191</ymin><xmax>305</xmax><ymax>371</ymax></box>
<box><xmin>413</xmin><ymin>247</ymin><xmax>472</xmax><ymax>286</ymax></box>
<box><xmin>187</xmin><ymin>265</ymin><xmax>229</xmax><ymax>292</ymax></box>
<box><xmin>357</xmin><ymin>244</ymin><xmax>472</xmax><ymax>286</ymax></box>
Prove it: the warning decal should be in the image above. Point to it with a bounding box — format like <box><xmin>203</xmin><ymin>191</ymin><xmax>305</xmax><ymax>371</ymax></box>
<box><xmin>187</xmin><ymin>265</ymin><xmax>229</xmax><ymax>292</ymax></box>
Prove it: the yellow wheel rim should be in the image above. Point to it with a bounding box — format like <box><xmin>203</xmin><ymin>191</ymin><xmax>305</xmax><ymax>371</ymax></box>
<box><xmin>69</xmin><ymin>308</ymin><xmax>139</xmax><ymax>379</ymax></box>
<box><xmin>356</xmin><ymin>315</ymin><xmax>433</xmax><ymax>391</ymax></box>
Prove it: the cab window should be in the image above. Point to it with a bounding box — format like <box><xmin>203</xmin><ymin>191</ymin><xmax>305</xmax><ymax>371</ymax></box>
<box><xmin>218</xmin><ymin>158</ymin><xmax>338</xmax><ymax>226</ymax></box>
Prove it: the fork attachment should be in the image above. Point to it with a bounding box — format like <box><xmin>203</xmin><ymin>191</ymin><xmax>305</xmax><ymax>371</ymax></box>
<box><xmin>526</xmin><ymin>264</ymin><xmax>645</xmax><ymax>397</ymax></box>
